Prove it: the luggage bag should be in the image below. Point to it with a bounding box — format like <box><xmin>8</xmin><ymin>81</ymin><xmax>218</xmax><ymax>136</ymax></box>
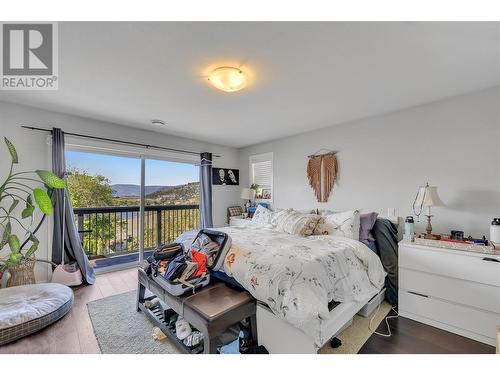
<box><xmin>152</xmin><ymin>229</ymin><xmax>231</xmax><ymax>296</ymax></box>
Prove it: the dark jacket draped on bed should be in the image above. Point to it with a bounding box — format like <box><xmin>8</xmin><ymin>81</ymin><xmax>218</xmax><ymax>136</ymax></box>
<box><xmin>372</xmin><ymin>218</ymin><xmax>399</xmax><ymax>305</ymax></box>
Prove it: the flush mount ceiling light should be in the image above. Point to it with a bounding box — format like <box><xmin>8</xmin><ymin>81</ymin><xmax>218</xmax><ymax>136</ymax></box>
<box><xmin>208</xmin><ymin>67</ymin><xmax>247</xmax><ymax>92</ymax></box>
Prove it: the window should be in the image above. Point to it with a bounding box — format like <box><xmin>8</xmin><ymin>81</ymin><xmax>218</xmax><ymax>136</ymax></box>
<box><xmin>249</xmin><ymin>152</ymin><xmax>273</xmax><ymax>201</ymax></box>
<box><xmin>65</xmin><ymin>145</ymin><xmax>200</xmax><ymax>271</ymax></box>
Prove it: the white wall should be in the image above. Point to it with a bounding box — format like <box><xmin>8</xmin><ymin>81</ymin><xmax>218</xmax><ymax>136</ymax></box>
<box><xmin>0</xmin><ymin>101</ymin><xmax>241</xmax><ymax>282</ymax></box>
<box><xmin>239</xmin><ymin>87</ymin><xmax>500</xmax><ymax>238</ymax></box>
<box><xmin>2</xmin><ymin>87</ymin><xmax>498</xmax><ymax>283</ymax></box>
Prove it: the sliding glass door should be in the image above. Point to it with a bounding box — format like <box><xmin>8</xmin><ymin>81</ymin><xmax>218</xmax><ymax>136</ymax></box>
<box><xmin>144</xmin><ymin>158</ymin><xmax>200</xmax><ymax>253</ymax></box>
<box><xmin>65</xmin><ymin>149</ymin><xmax>200</xmax><ymax>271</ymax></box>
<box><xmin>65</xmin><ymin>150</ymin><xmax>141</xmax><ymax>269</ymax></box>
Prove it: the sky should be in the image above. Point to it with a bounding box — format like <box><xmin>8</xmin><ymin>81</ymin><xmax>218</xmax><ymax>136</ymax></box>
<box><xmin>66</xmin><ymin>150</ymin><xmax>199</xmax><ymax>186</ymax></box>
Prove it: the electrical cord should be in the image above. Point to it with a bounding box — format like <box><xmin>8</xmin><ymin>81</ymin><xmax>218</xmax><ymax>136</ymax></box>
<box><xmin>368</xmin><ymin>304</ymin><xmax>399</xmax><ymax>337</ymax></box>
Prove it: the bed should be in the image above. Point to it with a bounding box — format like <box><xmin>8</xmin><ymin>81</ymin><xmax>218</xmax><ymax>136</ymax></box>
<box><xmin>178</xmin><ymin>218</ymin><xmax>388</xmax><ymax>353</ymax></box>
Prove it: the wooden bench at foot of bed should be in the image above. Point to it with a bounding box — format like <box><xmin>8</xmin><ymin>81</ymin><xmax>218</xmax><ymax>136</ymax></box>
<box><xmin>137</xmin><ymin>268</ymin><xmax>257</xmax><ymax>354</ymax></box>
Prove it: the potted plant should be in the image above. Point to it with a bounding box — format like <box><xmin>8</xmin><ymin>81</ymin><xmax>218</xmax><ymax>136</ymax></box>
<box><xmin>0</xmin><ymin>137</ymin><xmax>65</xmax><ymax>287</ymax></box>
<box><xmin>250</xmin><ymin>183</ymin><xmax>261</xmax><ymax>199</ymax></box>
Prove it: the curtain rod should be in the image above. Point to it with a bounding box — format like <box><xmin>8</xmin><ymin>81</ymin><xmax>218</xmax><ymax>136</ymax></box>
<box><xmin>21</xmin><ymin>126</ymin><xmax>221</xmax><ymax>158</ymax></box>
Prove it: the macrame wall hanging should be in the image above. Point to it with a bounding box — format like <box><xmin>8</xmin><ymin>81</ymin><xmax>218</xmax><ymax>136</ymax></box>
<box><xmin>307</xmin><ymin>151</ymin><xmax>338</xmax><ymax>202</ymax></box>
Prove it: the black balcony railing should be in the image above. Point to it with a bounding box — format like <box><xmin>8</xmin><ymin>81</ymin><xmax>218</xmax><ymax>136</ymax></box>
<box><xmin>73</xmin><ymin>204</ymin><xmax>200</xmax><ymax>259</ymax></box>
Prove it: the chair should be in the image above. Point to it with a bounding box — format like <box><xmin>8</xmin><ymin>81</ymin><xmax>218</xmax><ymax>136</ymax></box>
<box><xmin>227</xmin><ymin>206</ymin><xmax>243</xmax><ymax>224</ymax></box>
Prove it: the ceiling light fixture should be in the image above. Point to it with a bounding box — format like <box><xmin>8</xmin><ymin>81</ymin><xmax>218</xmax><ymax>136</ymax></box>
<box><xmin>208</xmin><ymin>66</ymin><xmax>247</xmax><ymax>92</ymax></box>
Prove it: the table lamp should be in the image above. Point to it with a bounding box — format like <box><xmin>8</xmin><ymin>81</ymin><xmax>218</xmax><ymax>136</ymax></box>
<box><xmin>240</xmin><ymin>188</ymin><xmax>254</xmax><ymax>212</ymax></box>
<box><xmin>413</xmin><ymin>182</ymin><xmax>445</xmax><ymax>240</ymax></box>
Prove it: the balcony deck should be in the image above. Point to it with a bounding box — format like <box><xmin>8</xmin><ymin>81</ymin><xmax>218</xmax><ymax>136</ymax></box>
<box><xmin>74</xmin><ymin>204</ymin><xmax>199</xmax><ymax>269</ymax></box>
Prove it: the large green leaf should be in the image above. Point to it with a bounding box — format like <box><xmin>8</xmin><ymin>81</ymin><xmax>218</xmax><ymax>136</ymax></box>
<box><xmin>25</xmin><ymin>234</ymin><xmax>39</xmax><ymax>259</ymax></box>
<box><xmin>8</xmin><ymin>234</ymin><xmax>20</xmax><ymax>253</ymax></box>
<box><xmin>33</xmin><ymin>188</ymin><xmax>53</xmax><ymax>215</ymax></box>
<box><xmin>8</xmin><ymin>199</ymin><xmax>19</xmax><ymax>213</ymax></box>
<box><xmin>22</xmin><ymin>196</ymin><xmax>35</xmax><ymax>219</ymax></box>
<box><xmin>8</xmin><ymin>252</ymin><xmax>21</xmax><ymax>264</ymax></box>
<box><xmin>4</xmin><ymin>137</ymin><xmax>18</xmax><ymax>164</ymax></box>
<box><xmin>21</xmin><ymin>205</ymin><xmax>34</xmax><ymax>219</ymax></box>
<box><xmin>36</xmin><ymin>170</ymin><xmax>65</xmax><ymax>189</ymax></box>
<box><xmin>0</xmin><ymin>222</ymin><xmax>11</xmax><ymax>249</ymax></box>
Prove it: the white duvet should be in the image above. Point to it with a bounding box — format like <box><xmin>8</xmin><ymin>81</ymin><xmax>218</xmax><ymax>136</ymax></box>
<box><xmin>216</xmin><ymin>224</ymin><xmax>386</xmax><ymax>346</ymax></box>
<box><xmin>178</xmin><ymin>223</ymin><xmax>386</xmax><ymax>346</ymax></box>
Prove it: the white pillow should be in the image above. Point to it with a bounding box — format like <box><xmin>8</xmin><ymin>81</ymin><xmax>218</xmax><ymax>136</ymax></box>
<box><xmin>272</xmin><ymin>209</ymin><xmax>322</xmax><ymax>237</ymax></box>
<box><xmin>314</xmin><ymin>210</ymin><xmax>360</xmax><ymax>240</ymax></box>
<box><xmin>252</xmin><ymin>205</ymin><xmax>273</xmax><ymax>225</ymax></box>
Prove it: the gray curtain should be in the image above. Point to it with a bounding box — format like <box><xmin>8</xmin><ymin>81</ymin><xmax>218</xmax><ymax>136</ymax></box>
<box><xmin>199</xmin><ymin>152</ymin><xmax>213</xmax><ymax>228</ymax></box>
<box><xmin>52</xmin><ymin>128</ymin><xmax>96</xmax><ymax>284</ymax></box>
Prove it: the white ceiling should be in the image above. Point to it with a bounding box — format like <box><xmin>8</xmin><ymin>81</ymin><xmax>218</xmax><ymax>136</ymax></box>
<box><xmin>1</xmin><ymin>22</ymin><xmax>499</xmax><ymax>148</ymax></box>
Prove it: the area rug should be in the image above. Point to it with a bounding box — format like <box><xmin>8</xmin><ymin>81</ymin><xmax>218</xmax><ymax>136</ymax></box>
<box><xmin>87</xmin><ymin>291</ymin><xmax>180</xmax><ymax>354</ymax></box>
<box><xmin>319</xmin><ymin>301</ymin><xmax>392</xmax><ymax>354</ymax></box>
<box><xmin>87</xmin><ymin>290</ymin><xmax>391</xmax><ymax>354</ymax></box>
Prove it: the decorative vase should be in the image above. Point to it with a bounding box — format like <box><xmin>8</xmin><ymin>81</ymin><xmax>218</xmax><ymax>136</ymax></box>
<box><xmin>7</xmin><ymin>257</ymin><xmax>36</xmax><ymax>287</ymax></box>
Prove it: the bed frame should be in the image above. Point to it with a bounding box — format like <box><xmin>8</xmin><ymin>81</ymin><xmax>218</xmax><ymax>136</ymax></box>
<box><xmin>256</xmin><ymin>289</ymin><xmax>385</xmax><ymax>353</ymax></box>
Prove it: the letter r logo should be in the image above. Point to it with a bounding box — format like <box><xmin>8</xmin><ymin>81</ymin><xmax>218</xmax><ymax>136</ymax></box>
<box><xmin>2</xmin><ymin>23</ymin><xmax>53</xmax><ymax>75</ymax></box>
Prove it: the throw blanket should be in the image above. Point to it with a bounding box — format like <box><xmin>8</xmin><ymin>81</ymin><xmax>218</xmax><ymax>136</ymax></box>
<box><xmin>178</xmin><ymin>226</ymin><xmax>385</xmax><ymax>346</ymax></box>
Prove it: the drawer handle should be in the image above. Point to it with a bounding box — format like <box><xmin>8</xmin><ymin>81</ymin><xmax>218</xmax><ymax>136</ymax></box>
<box><xmin>482</xmin><ymin>257</ymin><xmax>500</xmax><ymax>263</ymax></box>
<box><xmin>407</xmin><ymin>291</ymin><xmax>429</xmax><ymax>298</ymax></box>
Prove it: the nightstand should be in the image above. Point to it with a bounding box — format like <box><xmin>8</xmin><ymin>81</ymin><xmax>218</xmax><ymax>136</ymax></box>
<box><xmin>398</xmin><ymin>240</ymin><xmax>500</xmax><ymax>346</ymax></box>
<box><xmin>229</xmin><ymin>217</ymin><xmax>252</xmax><ymax>227</ymax></box>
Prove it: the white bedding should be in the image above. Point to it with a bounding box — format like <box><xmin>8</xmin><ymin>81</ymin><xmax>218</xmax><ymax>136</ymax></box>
<box><xmin>213</xmin><ymin>223</ymin><xmax>386</xmax><ymax>346</ymax></box>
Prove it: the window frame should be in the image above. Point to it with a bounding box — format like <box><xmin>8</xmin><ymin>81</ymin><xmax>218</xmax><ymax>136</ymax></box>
<box><xmin>249</xmin><ymin>152</ymin><xmax>274</xmax><ymax>203</ymax></box>
<box><xmin>63</xmin><ymin>136</ymin><xmax>200</xmax><ymax>268</ymax></box>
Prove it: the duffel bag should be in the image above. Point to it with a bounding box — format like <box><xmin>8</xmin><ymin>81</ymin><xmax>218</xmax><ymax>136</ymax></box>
<box><xmin>153</xmin><ymin>242</ymin><xmax>183</xmax><ymax>261</ymax></box>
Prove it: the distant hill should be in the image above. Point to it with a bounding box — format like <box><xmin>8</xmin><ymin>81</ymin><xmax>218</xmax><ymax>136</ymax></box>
<box><xmin>111</xmin><ymin>184</ymin><xmax>168</xmax><ymax>197</ymax></box>
<box><xmin>146</xmin><ymin>182</ymin><xmax>199</xmax><ymax>205</ymax></box>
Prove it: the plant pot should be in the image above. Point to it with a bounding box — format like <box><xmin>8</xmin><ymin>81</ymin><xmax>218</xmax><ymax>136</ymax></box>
<box><xmin>7</xmin><ymin>256</ymin><xmax>36</xmax><ymax>287</ymax></box>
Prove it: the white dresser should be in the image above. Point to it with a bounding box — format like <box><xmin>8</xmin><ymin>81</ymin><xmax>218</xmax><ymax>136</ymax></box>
<box><xmin>398</xmin><ymin>241</ymin><xmax>500</xmax><ymax>346</ymax></box>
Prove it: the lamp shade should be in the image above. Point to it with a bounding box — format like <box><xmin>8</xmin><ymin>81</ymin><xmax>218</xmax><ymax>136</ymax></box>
<box><xmin>414</xmin><ymin>183</ymin><xmax>445</xmax><ymax>207</ymax></box>
<box><xmin>240</xmin><ymin>188</ymin><xmax>254</xmax><ymax>200</ymax></box>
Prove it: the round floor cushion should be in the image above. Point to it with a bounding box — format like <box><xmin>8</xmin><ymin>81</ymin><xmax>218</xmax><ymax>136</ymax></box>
<box><xmin>0</xmin><ymin>283</ymin><xmax>74</xmax><ymax>346</ymax></box>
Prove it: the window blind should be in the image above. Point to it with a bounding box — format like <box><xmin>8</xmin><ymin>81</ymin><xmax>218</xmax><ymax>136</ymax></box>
<box><xmin>252</xmin><ymin>160</ymin><xmax>272</xmax><ymax>189</ymax></box>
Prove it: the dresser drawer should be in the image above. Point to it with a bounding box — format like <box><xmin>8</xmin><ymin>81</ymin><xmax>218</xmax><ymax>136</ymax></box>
<box><xmin>400</xmin><ymin>268</ymin><xmax>500</xmax><ymax>314</ymax></box>
<box><xmin>399</xmin><ymin>245</ymin><xmax>500</xmax><ymax>287</ymax></box>
<box><xmin>400</xmin><ymin>290</ymin><xmax>500</xmax><ymax>341</ymax></box>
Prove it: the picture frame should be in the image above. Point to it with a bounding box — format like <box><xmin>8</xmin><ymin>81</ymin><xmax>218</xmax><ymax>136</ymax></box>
<box><xmin>212</xmin><ymin>168</ymin><xmax>239</xmax><ymax>185</ymax></box>
<box><xmin>261</xmin><ymin>189</ymin><xmax>272</xmax><ymax>199</ymax></box>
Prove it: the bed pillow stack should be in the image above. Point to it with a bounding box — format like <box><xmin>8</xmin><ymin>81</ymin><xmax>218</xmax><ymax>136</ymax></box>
<box><xmin>313</xmin><ymin>210</ymin><xmax>361</xmax><ymax>240</ymax></box>
<box><xmin>252</xmin><ymin>204</ymin><xmax>274</xmax><ymax>225</ymax></box>
<box><xmin>272</xmin><ymin>209</ymin><xmax>322</xmax><ymax>237</ymax></box>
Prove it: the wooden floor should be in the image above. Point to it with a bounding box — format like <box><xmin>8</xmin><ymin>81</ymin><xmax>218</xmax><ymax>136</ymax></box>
<box><xmin>0</xmin><ymin>267</ymin><xmax>138</xmax><ymax>354</ymax></box>
<box><xmin>359</xmin><ymin>309</ymin><xmax>495</xmax><ymax>354</ymax></box>
<box><xmin>0</xmin><ymin>268</ymin><xmax>496</xmax><ymax>354</ymax></box>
